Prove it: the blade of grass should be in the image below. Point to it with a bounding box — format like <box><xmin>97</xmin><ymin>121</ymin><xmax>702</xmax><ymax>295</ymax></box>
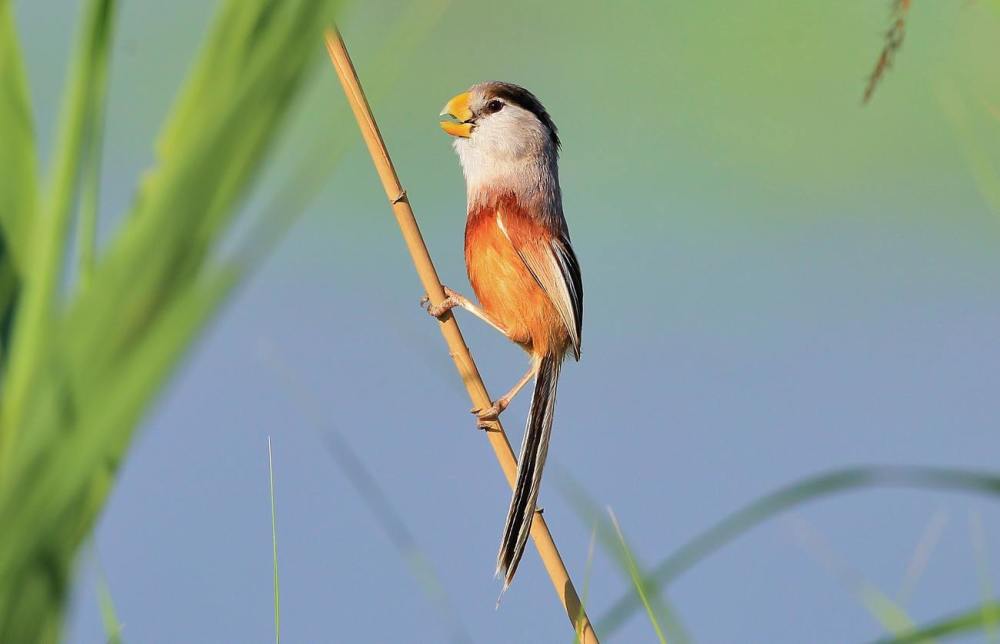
<box><xmin>597</xmin><ymin>465</ymin><xmax>1000</xmax><ymax>635</ymax></box>
<box><xmin>898</xmin><ymin>510</ymin><xmax>948</xmax><ymax>605</ymax></box>
<box><xmin>77</xmin><ymin>0</ymin><xmax>119</xmax><ymax>287</ymax></box>
<box><xmin>96</xmin><ymin>568</ymin><xmax>123</xmax><ymax>644</ymax></box>
<box><xmin>936</xmin><ymin>82</ymin><xmax>1000</xmax><ymax>216</ymax></box>
<box><xmin>2</xmin><ymin>0</ymin><xmax>340</xmax><ymax>520</ymax></box>
<box><xmin>871</xmin><ymin>602</ymin><xmax>1000</xmax><ymax>644</ymax></box>
<box><xmin>259</xmin><ymin>343</ymin><xmax>471</xmax><ymax>644</ymax></box>
<box><xmin>788</xmin><ymin>517</ymin><xmax>923</xmax><ymax>640</ymax></box>
<box><xmin>969</xmin><ymin>511</ymin><xmax>999</xmax><ymax>643</ymax></box>
<box><xmin>0</xmin><ymin>0</ymin><xmax>36</xmax><ymax>365</ymax></box>
<box><xmin>268</xmin><ymin>436</ymin><xmax>280</xmax><ymax>644</ymax></box>
<box><xmin>557</xmin><ymin>473</ymin><xmax>688</xmax><ymax>643</ymax></box>
<box><xmin>607</xmin><ymin>508</ymin><xmax>668</xmax><ymax>644</ymax></box>
<box><xmin>0</xmin><ymin>0</ymin><xmax>341</xmax><ymax>638</ymax></box>
<box><xmin>0</xmin><ymin>0</ymin><xmax>118</xmax><ymax>463</ymax></box>
<box><xmin>0</xmin><ymin>0</ymin><xmax>38</xmax><ymax>273</ymax></box>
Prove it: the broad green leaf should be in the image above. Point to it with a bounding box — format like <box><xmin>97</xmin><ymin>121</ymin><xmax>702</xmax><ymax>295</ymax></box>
<box><xmin>0</xmin><ymin>0</ymin><xmax>119</xmax><ymax>465</ymax></box>
<box><xmin>0</xmin><ymin>0</ymin><xmax>340</xmax><ymax>637</ymax></box>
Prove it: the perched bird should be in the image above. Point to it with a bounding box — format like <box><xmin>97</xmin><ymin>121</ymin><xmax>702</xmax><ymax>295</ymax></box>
<box><xmin>427</xmin><ymin>81</ymin><xmax>583</xmax><ymax>591</ymax></box>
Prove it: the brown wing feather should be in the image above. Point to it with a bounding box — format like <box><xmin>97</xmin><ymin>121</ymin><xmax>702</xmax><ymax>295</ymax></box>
<box><xmin>497</xmin><ymin>206</ymin><xmax>583</xmax><ymax>359</ymax></box>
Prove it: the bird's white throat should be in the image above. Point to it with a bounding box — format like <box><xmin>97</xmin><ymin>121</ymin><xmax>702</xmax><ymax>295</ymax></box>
<box><xmin>454</xmin><ymin>138</ymin><xmax>562</xmax><ymax>217</ymax></box>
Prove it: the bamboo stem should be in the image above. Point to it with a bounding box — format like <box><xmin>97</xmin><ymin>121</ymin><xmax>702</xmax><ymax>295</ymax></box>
<box><xmin>323</xmin><ymin>27</ymin><xmax>599</xmax><ymax>644</ymax></box>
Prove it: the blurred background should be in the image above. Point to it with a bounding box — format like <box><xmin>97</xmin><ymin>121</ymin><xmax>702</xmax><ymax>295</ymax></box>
<box><xmin>14</xmin><ymin>0</ymin><xmax>1000</xmax><ymax>641</ymax></box>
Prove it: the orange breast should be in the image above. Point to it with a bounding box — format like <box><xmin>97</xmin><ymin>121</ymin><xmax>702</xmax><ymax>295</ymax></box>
<box><xmin>464</xmin><ymin>199</ymin><xmax>568</xmax><ymax>357</ymax></box>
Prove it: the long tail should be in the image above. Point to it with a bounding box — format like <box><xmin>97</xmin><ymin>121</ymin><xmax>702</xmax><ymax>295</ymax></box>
<box><xmin>496</xmin><ymin>353</ymin><xmax>561</xmax><ymax>592</ymax></box>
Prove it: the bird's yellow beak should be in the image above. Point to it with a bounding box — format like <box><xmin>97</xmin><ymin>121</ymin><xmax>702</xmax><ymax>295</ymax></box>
<box><xmin>439</xmin><ymin>92</ymin><xmax>474</xmax><ymax>138</ymax></box>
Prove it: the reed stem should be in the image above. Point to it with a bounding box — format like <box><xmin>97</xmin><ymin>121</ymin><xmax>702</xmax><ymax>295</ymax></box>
<box><xmin>323</xmin><ymin>27</ymin><xmax>599</xmax><ymax>644</ymax></box>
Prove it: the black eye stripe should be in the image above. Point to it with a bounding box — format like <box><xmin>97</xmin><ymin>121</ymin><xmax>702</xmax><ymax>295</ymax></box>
<box><xmin>481</xmin><ymin>82</ymin><xmax>560</xmax><ymax>150</ymax></box>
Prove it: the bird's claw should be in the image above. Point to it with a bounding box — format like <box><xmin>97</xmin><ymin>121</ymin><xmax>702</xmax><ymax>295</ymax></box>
<box><xmin>421</xmin><ymin>293</ymin><xmax>458</xmax><ymax>319</ymax></box>
<box><xmin>421</xmin><ymin>285</ymin><xmax>463</xmax><ymax>319</ymax></box>
<box><xmin>471</xmin><ymin>399</ymin><xmax>508</xmax><ymax>430</ymax></box>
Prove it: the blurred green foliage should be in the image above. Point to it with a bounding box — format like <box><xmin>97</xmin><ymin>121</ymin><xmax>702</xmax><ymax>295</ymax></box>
<box><xmin>0</xmin><ymin>0</ymin><xmax>338</xmax><ymax>639</ymax></box>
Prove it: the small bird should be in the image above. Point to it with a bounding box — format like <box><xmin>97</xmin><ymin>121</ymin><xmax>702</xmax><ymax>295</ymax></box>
<box><xmin>427</xmin><ymin>81</ymin><xmax>583</xmax><ymax>591</ymax></box>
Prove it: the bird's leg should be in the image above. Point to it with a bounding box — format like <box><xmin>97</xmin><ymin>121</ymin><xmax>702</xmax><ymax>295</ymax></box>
<box><xmin>421</xmin><ymin>286</ymin><xmax>508</xmax><ymax>336</ymax></box>
<box><xmin>472</xmin><ymin>361</ymin><xmax>540</xmax><ymax>429</ymax></box>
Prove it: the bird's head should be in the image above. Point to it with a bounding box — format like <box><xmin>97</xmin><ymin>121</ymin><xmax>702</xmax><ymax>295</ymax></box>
<box><xmin>439</xmin><ymin>82</ymin><xmax>560</xmax><ymax>201</ymax></box>
<box><xmin>440</xmin><ymin>82</ymin><xmax>560</xmax><ymax>184</ymax></box>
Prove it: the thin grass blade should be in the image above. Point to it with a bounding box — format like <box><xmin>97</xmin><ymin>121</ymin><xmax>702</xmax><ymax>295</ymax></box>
<box><xmin>898</xmin><ymin>510</ymin><xmax>948</xmax><ymax>605</ymax></box>
<box><xmin>871</xmin><ymin>602</ymin><xmax>1000</xmax><ymax>644</ymax></box>
<box><xmin>607</xmin><ymin>508</ymin><xmax>668</xmax><ymax>644</ymax></box>
<box><xmin>789</xmin><ymin>518</ymin><xmax>923</xmax><ymax>640</ymax></box>
<box><xmin>0</xmin><ymin>0</ymin><xmax>38</xmax><ymax>273</ymax></box>
<box><xmin>97</xmin><ymin>569</ymin><xmax>123</xmax><ymax>644</ymax></box>
<box><xmin>936</xmin><ymin>83</ymin><xmax>1000</xmax><ymax>216</ymax></box>
<box><xmin>969</xmin><ymin>511</ymin><xmax>999</xmax><ymax>643</ymax></box>
<box><xmin>597</xmin><ymin>465</ymin><xmax>1000</xmax><ymax>635</ymax></box>
<box><xmin>268</xmin><ymin>436</ymin><xmax>281</xmax><ymax>644</ymax></box>
<box><xmin>77</xmin><ymin>0</ymin><xmax>119</xmax><ymax>286</ymax></box>
<box><xmin>260</xmin><ymin>346</ymin><xmax>471</xmax><ymax>643</ymax></box>
<box><xmin>558</xmin><ymin>472</ymin><xmax>688</xmax><ymax>643</ymax></box>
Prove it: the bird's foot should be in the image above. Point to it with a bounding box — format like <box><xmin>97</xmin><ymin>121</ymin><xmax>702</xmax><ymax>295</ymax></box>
<box><xmin>420</xmin><ymin>286</ymin><xmax>460</xmax><ymax>319</ymax></box>
<box><xmin>471</xmin><ymin>398</ymin><xmax>509</xmax><ymax>430</ymax></box>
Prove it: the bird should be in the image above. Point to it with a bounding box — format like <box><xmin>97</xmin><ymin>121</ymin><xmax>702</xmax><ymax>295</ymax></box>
<box><xmin>426</xmin><ymin>81</ymin><xmax>583</xmax><ymax>592</ymax></box>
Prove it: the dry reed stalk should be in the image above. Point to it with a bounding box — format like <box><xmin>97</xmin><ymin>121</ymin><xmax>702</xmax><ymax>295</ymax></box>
<box><xmin>323</xmin><ymin>27</ymin><xmax>600</xmax><ymax>644</ymax></box>
<box><xmin>863</xmin><ymin>0</ymin><xmax>912</xmax><ymax>103</ymax></box>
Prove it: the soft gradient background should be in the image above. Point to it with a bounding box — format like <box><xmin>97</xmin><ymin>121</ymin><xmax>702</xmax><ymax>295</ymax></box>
<box><xmin>14</xmin><ymin>0</ymin><xmax>1000</xmax><ymax>641</ymax></box>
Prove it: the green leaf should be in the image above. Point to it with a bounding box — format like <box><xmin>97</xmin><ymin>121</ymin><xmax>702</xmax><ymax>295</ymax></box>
<box><xmin>872</xmin><ymin>602</ymin><xmax>1000</xmax><ymax>644</ymax></box>
<box><xmin>969</xmin><ymin>512</ymin><xmax>1000</xmax><ymax>643</ymax></box>
<box><xmin>0</xmin><ymin>0</ymin><xmax>119</xmax><ymax>465</ymax></box>
<box><xmin>0</xmin><ymin>0</ymin><xmax>38</xmax><ymax>364</ymax></box>
<box><xmin>859</xmin><ymin>585</ymin><xmax>920</xmax><ymax>638</ymax></box>
<box><xmin>0</xmin><ymin>0</ymin><xmax>38</xmax><ymax>272</ymax></box>
<box><xmin>597</xmin><ymin>466</ymin><xmax>1000</xmax><ymax>635</ymax></box>
<box><xmin>788</xmin><ymin>517</ymin><xmax>924</xmax><ymax>639</ymax></box>
<box><xmin>606</xmin><ymin>508</ymin><xmax>669</xmax><ymax>644</ymax></box>
<box><xmin>0</xmin><ymin>0</ymin><xmax>341</xmax><ymax>638</ymax></box>
<box><xmin>97</xmin><ymin>569</ymin><xmax>124</xmax><ymax>644</ymax></box>
<box><xmin>77</xmin><ymin>0</ymin><xmax>119</xmax><ymax>287</ymax></box>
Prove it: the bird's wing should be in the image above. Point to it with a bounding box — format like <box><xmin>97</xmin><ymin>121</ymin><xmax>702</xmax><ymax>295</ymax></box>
<box><xmin>498</xmin><ymin>211</ymin><xmax>583</xmax><ymax>359</ymax></box>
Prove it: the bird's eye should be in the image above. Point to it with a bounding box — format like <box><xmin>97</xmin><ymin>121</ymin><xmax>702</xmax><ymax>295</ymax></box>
<box><xmin>484</xmin><ymin>99</ymin><xmax>504</xmax><ymax>114</ymax></box>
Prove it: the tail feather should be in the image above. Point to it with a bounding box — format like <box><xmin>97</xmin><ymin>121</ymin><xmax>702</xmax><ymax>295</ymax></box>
<box><xmin>496</xmin><ymin>354</ymin><xmax>561</xmax><ymax>591</ymax></box>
